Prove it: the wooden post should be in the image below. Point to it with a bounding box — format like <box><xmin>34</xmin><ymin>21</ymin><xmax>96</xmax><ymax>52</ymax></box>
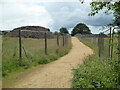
<box><xmin>101</xmin><ymin>36</ymin><xmax>104</xmax><ymax>58</ymax></box>
<box><xmin>109</xmin><ymin>27</ymin><xmax>112</xmax><ymax>58</ymax></box>
<box><xmin>64</xmin><ymin>34</ymin><xmax>66</xmax><ymax>45</ymax></box>
<box><xmin>63</xmin><ymin>34</ymin><xmax>64</xmax><ymax>47</ymax></box>
<box><xmin>98</xmin><ymin>35</ymin><xmax>101</xmax><ymax>59</ymax></box>
<box><xmin>111</xmin><ymin>28</ymin><xmax>114</xmax><ymax>60</ymax></box>
<box><xmin>19</xmin><ymin>30</ymin><xmax>22</xmax><ymax>66</ymax></box>
<box><xmin>118</xmin><ymin>32</ymin><xmax>120</xmax><ymax>85</ymax></box>
<box><xmin>118</xmin><ymin>33</ymin><xmax>120</xmax><ymax>61</ymax></box>
<box><xmin>98</xmin><ymin>34</ymin><xmax>104</xmax><ymax>59</ymax></box>
<box><xmin>45</xmin><ymin>32</ymin><xmax>47</xmax><ymax>55</ymax></box>
<box><xmin>66</xmin><ymin>34</ymin><xmax>68</xmax><ymax>45</ymax></box>
<box><xmin>57</xmin><ymin>33</ymin><xmax>59</xmax><ymax>47</ymax></box>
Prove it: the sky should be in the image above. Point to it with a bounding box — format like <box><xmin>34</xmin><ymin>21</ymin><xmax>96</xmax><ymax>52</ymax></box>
<box><xmin>0</xmin><ymin>0</ymin><xmax>114</xmax><ymax>34</ymax></box>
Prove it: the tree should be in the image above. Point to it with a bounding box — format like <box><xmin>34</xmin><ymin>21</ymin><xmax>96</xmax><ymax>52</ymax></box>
<box><xmin>2</xmin><ymin>31</ymin><xmax>8</xmax><ymax>35</ymax></box>
<box><xmin>71</xmin><ymin>23</ymin><xmax>91</xmax><ymax>36</ymax></box>
<box><xmin>54</xmin><ymin>31</ymin><xmax>59</xmax><ymax>35</ymax></box>
<box><xmin>88</xmin><ymin>1</ymin><xmax>120</xmax><ymax>26</ymax></box>
<box><xmin>60</xmin><ymin>27</ymin><xmax>69</xmax><ymax>34</ymax></box>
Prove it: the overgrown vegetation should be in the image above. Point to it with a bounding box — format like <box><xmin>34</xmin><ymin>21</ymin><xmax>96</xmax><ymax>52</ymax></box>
<box><xmin>72</xmin><ymin>37</ymin><xmax>119</xmax><ymax>88</ymax></box>
<box><xmin>2</xmin><ymin>37</ymin><xmax>72</xmax><ymax>78</ymax></box>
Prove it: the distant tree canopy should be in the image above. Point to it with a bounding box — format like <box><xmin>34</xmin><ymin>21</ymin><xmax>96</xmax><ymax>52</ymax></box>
<box><xmin>71</xmin><ymin>23</ymin><xmax>91</xmax><ymax>36</ymax></box>
<box><xmin>2</xmin><ymin>31</ymin><xmax>9</xmax><ymax>35</ymax></box>
<box><xmin>60</xmin><ymin>27</ymin><xmax>69</xmax><ymax>34</ymax></box>
<box><xmin>54</xmin><ymin>31</ymin><xmax>59</xmax><ymax>35</ymax></box>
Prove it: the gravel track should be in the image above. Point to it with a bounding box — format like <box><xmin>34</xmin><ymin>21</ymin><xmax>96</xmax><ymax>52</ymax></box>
<box><xmin>13</xmin><ymin>37</ymin><xmax>93</xmax><ymax>88</ymax></box>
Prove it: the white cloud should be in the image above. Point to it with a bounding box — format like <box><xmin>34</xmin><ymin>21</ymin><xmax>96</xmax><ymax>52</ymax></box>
<box><xmin>43</xmin><ymin>2</ymin><xmax>113</xmax><ymax>33</ymax></box>
<box><xmin>1</xmin><ymin>0</ymin><xmax>80</xmax><ymax>4</ymax></box>
<box><xmin>88</xmin><ymin>25</ymin><xmax>102</xmax><ymax>34</ymax></box>
<box><xmin>1</xmin><ymin>1</ymin><xmax>52</xmax><ymax>30</ymax></box>
<box><xmin>0</xmin><ymin>0</ymin><xmax>114</xmax><ymax>34</ymax></box>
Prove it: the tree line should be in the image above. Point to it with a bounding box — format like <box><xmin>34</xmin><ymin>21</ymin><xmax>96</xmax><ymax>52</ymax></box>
<box><xmin>54</xmin><ymin>23</ymin><xmax>91</xmax><ymax>36</ymax></box>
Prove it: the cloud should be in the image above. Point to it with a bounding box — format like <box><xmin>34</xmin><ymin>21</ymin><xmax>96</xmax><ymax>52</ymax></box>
<box><xmin>43</xmin><ymin>2</ymin><xmax>113</xmax><ymax>32</ymax></box>
<box><xmin>1</xmin><ymin>1</ymin><xmax>52</xmax><ymax>30</ymax></box>
<box><xmin>88</xmin><ymin>25</ymin><xmax>102</xmax><ymax>34</ymax></box>
<box><xmin>0</xmin><ymin>0</ymin><xmax>114</xmax><ymax>34</ymax></box>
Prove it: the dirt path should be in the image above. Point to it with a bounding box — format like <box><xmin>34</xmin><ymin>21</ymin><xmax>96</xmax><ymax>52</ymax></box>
<box><xmin>13</xmin><ymin>37</ymin><xmax>93</xmax><ymax>88</ymax></box>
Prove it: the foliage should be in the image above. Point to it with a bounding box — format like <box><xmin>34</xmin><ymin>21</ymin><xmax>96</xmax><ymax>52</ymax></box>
<box><xmin>117</xmin><ymin>29</ymin><xmax>120</xmax><ymax>34</ymax></box>
<box><xmin>72</xmin><ymin>37</ymin><xmax>119</xmax><ymax>88</ymax></box>
<box><xmin>2</xmin><ymin>31</ymin><xmax>9</xmax><ymax>35</ymax></box>
<box><xmin>72</xmin><ymin>55</ymin><xmax>118</xmax><ymax>88</ymax></box>
<box><xmin>54</xmin><ymin>31</ymin><xmax>59</xmax><ymax>35</ymax></box>
<box><xmin>88</xmin><ymin>1</ymin><xmax>120</xmax><ymax>26</ymax></box>
<box><xmin>60</xmin><ymin>27</ymin><xmax>69</xmax><ymax>34</ymax></box>
<box><xmin>71</xmin><ymin>23</ymin><xmax>91</xmax><ymax>36</ymax></box>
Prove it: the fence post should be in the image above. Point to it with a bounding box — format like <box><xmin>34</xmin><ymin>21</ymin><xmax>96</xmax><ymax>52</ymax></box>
<box><xmin>64</xmin><ymin>34</ymin><xmax>66</xmax><ymax>45</ymax></box>
<box><xmin>109</xmin><ymin>27</ymin><xmax>112</xmax><ymax>58</ymax></box>
<box><xmin>66</xmin><ymin>34</ymin><xmax>68</xmax><ymax>45</ymax></box>
<box><xmin>19</xmin><ymin>30</ymin><xmax>22</xmax><ymax>66</ymax></box>
<box><xmin>118</xmin><ymin>32</ymin><xmax>120</xmax><ymax>85</ymax></box>
<box><xmin>118</xmin><ymin>32</ymin><xmax>120</xmax><ymax>61</ymax></box>
<box><xmin>98</xmin><ymin>35</ymin><xmax>101</xmax><ymax>59</ymax></box>
<box><xmin>57</xmin><ymin>33</ymin><xmax>59</xmax><ymax>47</ymax></box>
<box><xmin>101</xmin><ymin>36</ymin><xmax>104</xmax><ymax>58</ymax></box>
<box><xmin>98</xmin><ymin>34</ymin><xmax>104</xmax><ymax>59</ymax></box>
<box><xmin>111</xmin><ymin>28</ymin><xmax>115</xmax><ymax>60</ymax></box>
<box><xmin>63</xmin><ymin>34</ymin><xmax>64</xmax><ymax>47</ymax></box>
<box><xmin>45</xmin><ymin>32</ymin><xmax>47</xmax><ymax>55</ymax></box>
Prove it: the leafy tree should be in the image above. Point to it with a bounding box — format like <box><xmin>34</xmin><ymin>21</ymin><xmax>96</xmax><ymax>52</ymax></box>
<box><xmin>2</xmin><ymin>31</ymin><xmax>8</xmax><ymax>35</ymax></box>
<box><xmin>88</xmin><ymin>1</ymin><xmax>120</xmax><ymax>26</ymax></box>
<box><xmin>60</xmin><ymin>27</ymin><xmax>69</xmax><ymax>34</ymax></box>
<box><xmin>54</xmin><ymin>31</ymin><xmax>59</xmax><ymax>35</ymax></box>
<box><xmin>47</xmin><ymin>29</ymin><xmax>50</xmax><ymax>31</ymax></box>
<box><xmin>71</xmin><ymin>23</ymin><xmax>91</xmax><ymax>36</ymax></box>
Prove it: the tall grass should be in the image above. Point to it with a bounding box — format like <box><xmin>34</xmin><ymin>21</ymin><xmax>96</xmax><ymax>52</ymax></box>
<box><xmin>2</xmin><ymin>36</ymin><xmax>72</xmax><ymax>77</ymax></box>
<box><xmin>72</xmin><ymin>36</ymin><xmax>119</xmax><ymax>88</ymax></box>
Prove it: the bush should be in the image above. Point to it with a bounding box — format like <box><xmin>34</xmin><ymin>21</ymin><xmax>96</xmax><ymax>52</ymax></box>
<box><xmin>72</xmin><ymin>37</ymin><xmax>119</xmax><ymax>88</ymax></box>
<box><xmin>72</xmin><ymin>55</ymin><xmax>118</xmax><ymax>88</ymax></box>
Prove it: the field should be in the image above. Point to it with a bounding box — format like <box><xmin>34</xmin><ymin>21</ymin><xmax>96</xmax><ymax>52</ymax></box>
<box><xmin>3</xmin><ymin>37</ymin><xmax>93</xmax><ymax>88</ymax></box>
<box><xmin>2</xmin><ymin>36</ymin><xmax>72</xmax><ymax>78</ymax></box>
<box><xmin>2</xmin><ymin>34</ymin><xmax>119</xmax><ymax>88</ymax></box>
<box><xmin>72</xmin><ymin>36</ymin><xmax>119</xmax><ymax>88</ymax></box>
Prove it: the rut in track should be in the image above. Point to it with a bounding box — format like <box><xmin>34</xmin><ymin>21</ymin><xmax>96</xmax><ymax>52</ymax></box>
<box><xmin>13</xmin><ymin>37</ymin><xmax>93</xmax><ymax>88</ymax></box>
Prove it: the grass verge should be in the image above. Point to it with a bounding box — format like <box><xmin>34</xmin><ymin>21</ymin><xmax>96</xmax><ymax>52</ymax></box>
<box><xmin>72</xmin><ymin>37</ymin><xmax>119</xmax><ymax>88</ymax></box>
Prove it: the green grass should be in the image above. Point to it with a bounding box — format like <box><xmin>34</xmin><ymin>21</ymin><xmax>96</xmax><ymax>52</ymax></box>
<box><xmin>72</xmin><ymin>36</ymin><xmax>119</xmax><ymax>88</ymax></box>
<box><xmin>2</xmin><ymin>36</ymin><xmax>72</xmax><ymax>78</ymax></box>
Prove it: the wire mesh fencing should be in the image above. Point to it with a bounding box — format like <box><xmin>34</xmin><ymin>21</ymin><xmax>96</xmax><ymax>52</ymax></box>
<box><xmin>2</xmin><ymin>30</ymin><xmax>70</xmax><ymax>67</ymax></box>
<box><xmin>76</xmin><ymin>33</ymin><xmax>119</xmax><ymax>60</ymax></box>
